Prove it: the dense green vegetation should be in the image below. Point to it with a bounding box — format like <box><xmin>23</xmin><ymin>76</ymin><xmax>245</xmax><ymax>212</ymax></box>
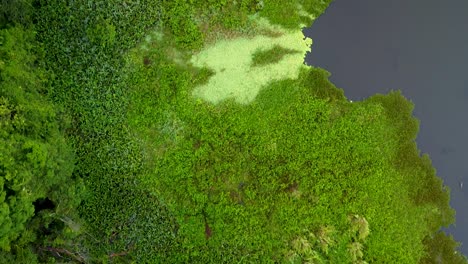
<box><xmin>0</xmin><ymin>23</ymin><xmax>84</xmax><ymax>263</ymax></box>
<box><xmin>251</xmin><ymin>45</ymin><xmax>301</xmax><ymax>67</ymax></box>
<box><xmin>1</xmin><ymin>0</ymin><xmax>467</xmax><ymax>263</ymax></box>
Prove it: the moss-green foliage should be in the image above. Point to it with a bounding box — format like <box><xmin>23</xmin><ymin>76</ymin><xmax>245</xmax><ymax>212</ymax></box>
<box><xmin>251</xmin><ymin>44</ymin><xmax>301</xmax><ymax>67</ymax></box>
<box><xmin>162</xmin><ymin>0</ymin><xmax>204</xmax><ymax>50</ymax></box>
<box><xmin>125</xmin><ymin>40</ymin><xmax>462</xmax><ymax>261</ymax></box>
<box><xmin>1</xmin><ymin>0</ymin><xmax>466</xmax><ymax>263</ymax></box>
<box><xmin>0</xmin><ymin>25</ymin><xmax>83</xmax><ymax>262</ymax></box>
<box><xmin>421</xmin><ymin>231</ymin><xmax>468</xmax><ymax>264</ymax></box>
<box><xmin>365</xmin><ymin>92</ymin><xmax>455</xmax><ymax>230</ymax></box>
<box><xmin>86</xmin><ymin>17</ymin><xmax>116</xmax><ymax>49</ymax></box>
<box><xmin>298</xmin><ymin>66</ymin><xmax>346</xmax><ymax>102</ymax></box>
<box><xmin>260</xmin><ymin>0</ymin><xmax>334</xmax><ymax>29</ymax></box>
<box><xmin>193</xmin><ymin>0</ymin><xmax>260</xmax><ymax>31</ymax></box>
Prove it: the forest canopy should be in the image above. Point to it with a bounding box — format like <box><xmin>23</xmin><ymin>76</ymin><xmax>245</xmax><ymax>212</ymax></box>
<box><xmin>0</xmin><ymin>0</ymin><xmax>466</xmax><ymax>263</ymax></box>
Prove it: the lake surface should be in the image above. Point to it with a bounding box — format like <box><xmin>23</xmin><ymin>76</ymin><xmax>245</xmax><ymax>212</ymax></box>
<box><xmin>304</xmin><ymin>0</ymin><xmax>468</xmax><ymax>255</ymax></box>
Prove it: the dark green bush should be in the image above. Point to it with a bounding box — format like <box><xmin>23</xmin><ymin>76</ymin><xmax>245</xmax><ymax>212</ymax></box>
<box><xmin>0</xmin><ymin>0</ymin><xmax>33</xmax><ymax>28</ymax></box>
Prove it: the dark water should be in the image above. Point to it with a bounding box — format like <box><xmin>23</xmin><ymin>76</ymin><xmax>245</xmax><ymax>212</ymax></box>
<box><xmin>304</xmin><ymin>0</ymin><xmax>468</xmax><ymax>255</ymax></box>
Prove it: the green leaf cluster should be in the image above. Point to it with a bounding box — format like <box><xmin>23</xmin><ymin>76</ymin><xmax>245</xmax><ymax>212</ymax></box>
<box><xmin>0</xmin><ymin>25</ymin><xmax>82</xmax><ymax>262</ymax></box>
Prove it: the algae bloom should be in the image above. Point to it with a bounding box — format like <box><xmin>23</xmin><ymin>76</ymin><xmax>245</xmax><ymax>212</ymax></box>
<box><xmin>190</xmin><ymin>17</ymin><xmax>313</xmax><ymax>105</ymax></box>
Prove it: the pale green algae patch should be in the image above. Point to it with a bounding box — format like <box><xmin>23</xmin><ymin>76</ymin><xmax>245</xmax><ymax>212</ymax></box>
<box><xmin>189</xmin><ymin>16</ymin><xmax>313</xmax><ymax>105</ymax></box>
